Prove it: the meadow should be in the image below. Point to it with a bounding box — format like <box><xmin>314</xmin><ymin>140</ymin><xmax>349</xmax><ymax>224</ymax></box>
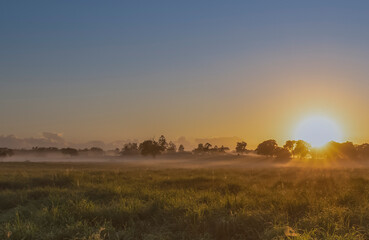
<box><xmin>1</xmin><ymin>161</ymin><xmax>369</xmax><ymax>239</ymax></box>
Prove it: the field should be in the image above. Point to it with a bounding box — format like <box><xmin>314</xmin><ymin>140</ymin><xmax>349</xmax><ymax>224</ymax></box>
<box><xmin>1</xmin><ymin>161</ymin><xmax>369</xmax><ymax>239</ymax></box>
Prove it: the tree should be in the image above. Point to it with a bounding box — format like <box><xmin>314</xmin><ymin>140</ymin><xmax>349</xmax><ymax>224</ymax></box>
<box><xmin>283</xmin><ymin>140</ymin><xmax>296</xmax><ymax>156</ymax></box>
<box><xmin>114</xmin><ymin>148</ymin><xmax>120</xmax><ymax>155</ymax></box>
<box><xmin>204</xmin><ymin>143</ymin><xmax>212</xmax><ymax>151</ymax></box>
<box><xmin>178</xmin><ymin>144</ymin><xmax>185</xmax><ymax>152</ymax></box>
<box><xmin>235</xmin><ymin>141</ymin><xmax>247</xmax><ymax>154</ymax></box>
<box><xmin>256</xmin><ymin>139</ymin><xmax>278</xmax><ymax>156</ymax></box>
<box><xmin>340</xmin><ymin>141</ymin><xmax>357</xmax><ymax>159</ymax></box>
<box><xmin>292</xmin><ymin>140</ymin><xmax>311</xmax><ymax>159</ymax></box>
<box><xmin>325</xmin><ymin>141</ymin><xmax>357</xmax><ymax>160</ymax></box>
<box><xmin>90</xmin><ymin>147</ymin><xmax>104</xmax><ymax>156</ymax></box>
<box><xmin>274</xmin><ymin>147</ymin><xmax>292</xmax><ymax>161</ymax></box>
<box><xmin>139</xmin><ymin>140</ymin><xmax>162</xmax><ymax>157</ymax></box>
<box><xmin>61</xmin><ymin>148</ymin><xmax>78</xmax><ymax>157</ymax></box>
<box><xmin>325</xmin><ymin>141</ymin><xmax>340</xmax><ymax>159</ymax></box>
<box><xmin>0</xmin><ymin>148</ymin><xmax>13</xmax><ymax>158</ymax></box>
<box><xmin>158</xmin><ymin>135</ymin><xmax>168</xmax><ymax>151</ymax></box>
<box><xmin>90</xmin><ymin>147</ymin><xmax>103</xmax><ymax>152</ymax></box>
<box><xmin>167</xmin><ymin>141</ymin><xmax>177</xmax><ymax>153</ymax></box>
<box><xmin>193</xmin><ymin>143</ymin><xmax>204</xmax><ymax>154</ymax></box>
<box><xmin>121</xmin><ymin>143</ymin><xmax>139</xmax><ymax>155</ymax></box>
<box><xmin>219</xmin><ymin>145</ymin><xmax>230</xmax><ymax>153</ymax></box>
<box><xmin>357</xmin><ymin>143</ymin><xmax>369</xmax><ymax>160</ymax></box>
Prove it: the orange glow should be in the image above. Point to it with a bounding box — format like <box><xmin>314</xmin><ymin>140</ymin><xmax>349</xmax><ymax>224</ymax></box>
<box><xmin>292</xmin><ymin>115</ymin><xmax>344</xmax><ymax>147</ymax></box>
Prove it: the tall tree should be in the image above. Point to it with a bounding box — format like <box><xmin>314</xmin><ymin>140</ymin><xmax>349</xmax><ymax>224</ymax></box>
<box><xmin>139</xmin><ymin>140</ymin><xmax>162</xmax><ymax>157</ymax></box>
<box><xmin>167</xmin><ymin>141</ymin><xmax>177</xmax><ymax>153</ymax></box>
<box><xmin>256</xmin><ymin>139</ymin><xmax>278</xmax><ymax>156</ymax></box>
<box><xmin>204</xmin><ymin>143</ymin><xmax>212</xmax><ymax>151</ymax></box>
<box><xmin>235</xmin><ymin>141</ymin><xmax>247</xmax><ymax>154</ymax></box>
<box><xmin>293</xmin><ymin>140</ymin><xmax>311</xmax><ymax>159</ymax></box>
<box><xmin>283</xmin><ymin>140</ymin><xmax>296</xmax><ymax>156</ymax></box>
<box><xmin>158</xmin><ymin>135</ymin><xmax>168</xmax><ymax>151</ymax></box>
<box><xmin>193</xmin><ymin>143</ymin><xmax>204</xmax><ymax>154</ymax></box>
<box><xmin>178</xmin><ymin>144</ymin><xmax>185</xmax><ymax>152</ymax></box>
<box><xmin>121</xmin><ymin>143</ymin><xmax>139</xmax><ymax>155</ymax></box>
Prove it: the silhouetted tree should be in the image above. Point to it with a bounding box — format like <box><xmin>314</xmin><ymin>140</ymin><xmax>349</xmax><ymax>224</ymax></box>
<box><xmin>158</xmin><ymin>135</ymin><xmax>168</xmax><ymax>151</ymax></box>
<box><xmin>90</xmin><ymin>147</ymin><xmax>103</xmax><ymax>152</ymax></box>
<box><xmin>30</xmin><ymin>147</ymin><xmax>59</xmax><ymax>155</ymax></box>
<box><xmin>218</xmin><ymin>145</ymin><xmax>230</xmax><ymax>153</ymax></box>
<box><xmin>89</xmin><ymin>147</ymin><xmax>104</xmax><ymax>156</ymax></box>
<box><xmin>325</xmin><ymin>141</ymin><xmax>357</xmax><ymax>160</ymax></box>
<box><xmin>178</xmin><ymin>144</ymin><xmax>185</xmax><ymax>152</ymax></box>
<box><xmin>204</xmin><ymin>143</ymin><xmax>212</xmax><ymax>151</ymax></box>
<box><xmin>121</xmin><ymin>143</ymin><xmax>139</xmax><ymax>155</ymax></box>
<box><xmin>167</xmin><ymin>141</ymin><xmax>177</xmax><ymax>153</ymax></box>
<box><xmin>139</xmin><ymin>140</ymin><xmax>162</xmax><ymax>157</ymax></box>
<box><xmin>193</xmin><ymin>143</ymin><xmax>205</xmax><ymax>154</ymax></box>
<box><xmin>256</xmin><ymin>139</ymin><xmax>278</xmax><ymax>156</ymax></box>
<box><xmin>112</xmin><ymin>148</ymin><xmax>120</xmax><ymax>156</ymax></box>
<box><xmin>293</xmin><ymin>140</ymin><xmax>311</xmax><ymax>159</ymax></box>
<box><xmin>211</xmin><ymin>145</ymin><xmax>219</xmax><ymax>153</ymax></box>
<box><xmin>274</xmin><ymin>147</ymin><xmax>292</xmax><ymax>161</ymax></box>
<box><xmin>357</xmin><ymin>143</ymin><xmax>369</xmax><ymax>159</ymax></box>
<box><xmin>325</xmin><ymin>141</ymin><xmax>340</xmax><ymax>159</ymax></box>
<box><xmin>61</xmin><ymin>148</ymin><xmax>78</xmax><ymax>157</ymax></box>
<box><xmin>340</xmin><ymin>141</ymin><xmax>357</xmax><ymax>159</ymax></box>
<box><xmin>194</xmin><ymin>143</ymin><xmax>229</xmax><ymax>154</ymax></box>
<box><xmin>235</xmin><ymin>141</ymin><xmax>247</xmax><ymax>154</ymax></box>
<box><xmin>283</xmin><ymin>140</ymin><xmax>296</xmax><ymax>157</ymax></box>
<box><xmin>178</xmin><ymin>144</ymin><xmax>184</xmax><ymax>152</ymax></box>
<box><xmin>0</xmin><ymin>148</ymin><xmax>13</xmax><ymax>158</ymax></box>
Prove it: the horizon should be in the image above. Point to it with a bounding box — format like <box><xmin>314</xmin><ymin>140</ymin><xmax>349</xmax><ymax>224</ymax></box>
<box><xmin>0</xmin><ymin>132</ymin><xmax>368</xmax><ymax>151</ymax></box>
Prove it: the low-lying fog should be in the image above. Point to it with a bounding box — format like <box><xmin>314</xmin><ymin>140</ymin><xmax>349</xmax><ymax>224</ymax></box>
<box><xmin>2</xmin><ymin>154</ymin><xmax>368</xmax><ymax>169</ymax></box>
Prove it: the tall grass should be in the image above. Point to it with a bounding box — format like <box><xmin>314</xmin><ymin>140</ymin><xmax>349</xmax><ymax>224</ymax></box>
<box><xmin>1</xmin><ymin>162</ymin><xmax>369</xmax><ymax>239</ymax></box>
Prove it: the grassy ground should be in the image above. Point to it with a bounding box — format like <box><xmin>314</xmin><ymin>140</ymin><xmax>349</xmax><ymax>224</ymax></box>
<box><xmin>1</xmin><ymin>162</ymin><xmax>369</xmax><ymax>239</ymax></box>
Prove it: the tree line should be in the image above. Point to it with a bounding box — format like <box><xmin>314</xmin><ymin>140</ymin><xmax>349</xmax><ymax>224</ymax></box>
<box><xmin>1</xmin><ymin>135</ymin><xmax>369</xmax><ymax>161</ymax></box>
<box><xmin>255</xmin><ymin>139</ymin><xmax>369</xmax><ymax>161</ymax></box>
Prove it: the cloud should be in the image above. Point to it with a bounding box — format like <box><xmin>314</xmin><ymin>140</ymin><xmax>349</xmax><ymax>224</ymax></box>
<box><xmin>42</xmin><ymin>132</ymin><xmax>65</xmax><ymax>144</ymax></box>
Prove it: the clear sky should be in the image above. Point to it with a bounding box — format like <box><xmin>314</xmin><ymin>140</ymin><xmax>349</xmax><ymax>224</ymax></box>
<box><xmin>1</xmin><ymin>1</ymin><xmax>369</xmax><ymax>148</ymax></box>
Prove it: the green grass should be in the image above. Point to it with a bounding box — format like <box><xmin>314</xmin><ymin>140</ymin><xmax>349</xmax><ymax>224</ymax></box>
<box><xmin>1</xmin><ymin>162</ymin><xmax>369</xmax><ymax>239</ymax></box>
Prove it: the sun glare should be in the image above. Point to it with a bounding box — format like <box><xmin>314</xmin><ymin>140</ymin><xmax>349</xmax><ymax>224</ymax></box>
<box><xmin>293</xmin><ymin>115</ymin><xmax>343</xmax><ymax>147</ymax></box>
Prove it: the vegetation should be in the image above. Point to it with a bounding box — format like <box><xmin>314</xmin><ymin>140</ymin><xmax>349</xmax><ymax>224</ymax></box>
<box><xmin>1</xmin><ymin>135</ymin><xmax>369</xmax><ymax>163</ymax></box>
<box><xmin>0</xmin><ymin>148</ymin><xmax>13</xmax><ymax>158</ymax></box>
<box><xmin>138</xmin><ymin>140</ymin><xmax>162</xmax><ymax>157</ymax></box>
<box><xmin>1</xmin><ymin>162</ymin><xmax>369</xmax><ymax>239</ymax></box>
<box><xmin>193</xmin><ymin>143</ymin><xmax>230</xmax><ymax>155</ymax></box>
<box><xmin>235</xmin><ymin>141</ymin><xmax>247</xmax><ymax>154</ymax></box>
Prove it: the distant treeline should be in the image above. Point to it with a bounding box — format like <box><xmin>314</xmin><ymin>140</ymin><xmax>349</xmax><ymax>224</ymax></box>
<box><xmin>1</xmin><ymin>135</ymin><xmax>369</xmax><ymax>161</ymax></box>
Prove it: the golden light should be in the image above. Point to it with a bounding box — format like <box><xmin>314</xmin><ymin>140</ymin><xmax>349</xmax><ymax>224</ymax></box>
<box><xmin>293</xmin><ymin>115</ymin><xmax>343</xmax><ymax>147</ymax></box>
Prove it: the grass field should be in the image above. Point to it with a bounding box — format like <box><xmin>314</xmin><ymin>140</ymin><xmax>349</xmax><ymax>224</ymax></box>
<box><xmin>1</xmin><ymin>161</ymin><xmax>369</xmax><ymax>239</ymax></box>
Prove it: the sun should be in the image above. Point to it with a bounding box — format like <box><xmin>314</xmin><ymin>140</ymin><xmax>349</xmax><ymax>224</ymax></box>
<box><xmin>293</xmin><ymin>115</ymin><xmax>343</xmax><ymax>147</ymax></box>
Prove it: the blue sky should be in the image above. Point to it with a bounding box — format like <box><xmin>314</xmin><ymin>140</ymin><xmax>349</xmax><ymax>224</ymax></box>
<box><xmin>1</xmin><ymin>1</ymin><xmax>369</xmax><ymax>147</ymax></box>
